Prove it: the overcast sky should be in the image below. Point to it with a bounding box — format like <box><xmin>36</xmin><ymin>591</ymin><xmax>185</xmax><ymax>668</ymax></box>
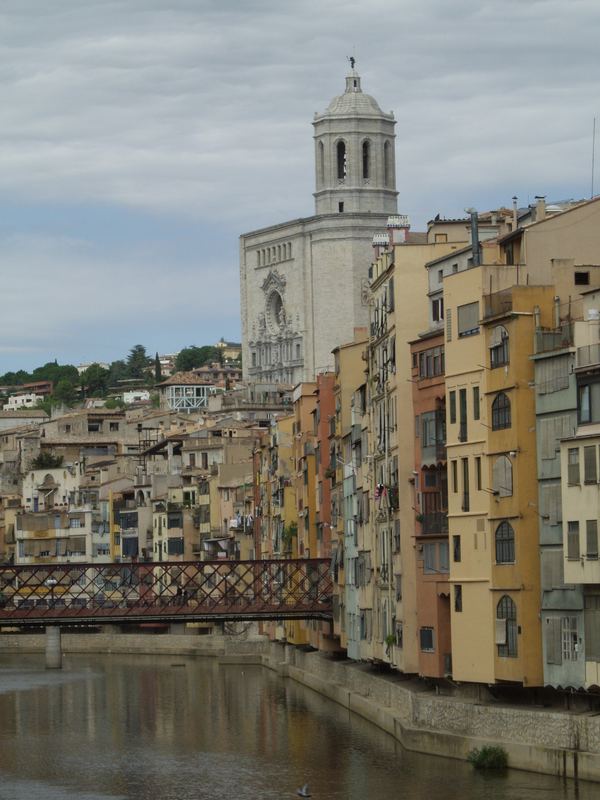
<box><xmin>0</xmin><ymin>0</ymin><xmax>598</xmax><ymax>371</ymax></box>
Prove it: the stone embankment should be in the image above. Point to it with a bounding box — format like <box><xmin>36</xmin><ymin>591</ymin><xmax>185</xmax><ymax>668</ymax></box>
<box><xmin>1</xmin><ymin>631</ymin><xmax>598</xmax><ymax>783</ymax></box>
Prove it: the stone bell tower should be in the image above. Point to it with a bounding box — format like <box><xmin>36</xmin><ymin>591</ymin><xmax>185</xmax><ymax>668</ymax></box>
<box><xmin>313</xmin><ymin>65</ymin><xmax>398</xmax><ymax>216</ymax></box>
<box><xmin>240</xmin><ymin>64</ymin><xmax>398</xmax><ymax>384</ymax></box>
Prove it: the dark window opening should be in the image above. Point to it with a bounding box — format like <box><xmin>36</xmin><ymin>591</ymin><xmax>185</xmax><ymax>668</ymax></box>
<box><xmin>575</xmin><ymin>272</ymin><xmax>590</xmax><ymax>285</ymax></box>
<box><xmin>362</xmin><ymin>140</ymin><xmax>370</xmax><ymax>180</ymax></box>
<box><xmin>338</xmin><ymin>202</ymin><xmax>344</xmax><ymax>213</ymax></box>
<box><xmin>337</xmin><ymin>141</ymin><xmax>347</xmax><ymax>180</ymax></box>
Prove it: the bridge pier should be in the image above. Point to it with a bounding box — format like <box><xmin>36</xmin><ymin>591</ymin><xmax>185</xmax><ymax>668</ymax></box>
<box><xmin>45</xmin><ymin>626</ymin><xmax>62</xmax><ymax>669</ymax></box>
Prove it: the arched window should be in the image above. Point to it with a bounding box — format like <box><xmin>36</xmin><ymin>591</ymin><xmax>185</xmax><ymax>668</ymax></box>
<box><xmin>492</xmin><ymin>455</ymin><xmax>513</xmax><ymax>497</ymax></box>
<box><xmin>497</xmin><ymin>595</ymin><xmax>517</xmax><ymax>657</ymax></box>
<box><xmin>337</xmin><ymin>141</ymin><xmax>347</xmax><ymax>180</ymax></box>
<box><xmin>495</xmin><ymin>521</ymin><xmax>515</xmax><ymax>563</ymax></box>
<box><xmin>383</xmin><ymin>141</ymin><xmax>392</xmax><ymax>187</ymax></box>
<box><xmin>490</xmin><ymin>325</ymin><xmax>509</xmax><ymax>368</ymax></box>
<box><xmin>318</xmin><ymin>141</ymin><xmax>325</xmax><ymax>185</ymax></box>
<box><xmin>362</xmin><ymin>140</ymin><xmax>370</xmax><ymax>180</ymax></box>
<box><xmin>491</xmin><ymin>392</ymin><xmax>511</xmax><ymax>430</ymax></box>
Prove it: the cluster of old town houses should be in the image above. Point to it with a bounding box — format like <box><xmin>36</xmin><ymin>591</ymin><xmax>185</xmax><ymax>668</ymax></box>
<box><xmin>2</xmin><ymin>64</ymin><xmax>600</xmax><ymax>700</ymax></box>
<box><xmin>2</xmin><ymin>196</ymin><xmax>600</xmax><ymax>697</ymax></box>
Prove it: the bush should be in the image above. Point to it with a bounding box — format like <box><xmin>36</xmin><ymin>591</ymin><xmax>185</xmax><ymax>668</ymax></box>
<box><xmin>467</xmin><ymin>745</ymin><xmax>508</xmax><ymax>771</ymax></box>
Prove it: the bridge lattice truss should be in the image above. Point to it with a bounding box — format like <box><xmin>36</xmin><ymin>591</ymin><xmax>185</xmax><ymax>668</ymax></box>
<box><xmin>0</xmin><ymin>559</ymin><xmax>332</xmax><ymax>626</ymax></box>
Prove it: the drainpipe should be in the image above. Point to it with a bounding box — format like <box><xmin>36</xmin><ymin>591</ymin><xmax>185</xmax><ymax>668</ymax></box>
<box><xmin>554</xmin><ymin>296</ymin><xmax>561</xmax><ymax>329</ymax></box>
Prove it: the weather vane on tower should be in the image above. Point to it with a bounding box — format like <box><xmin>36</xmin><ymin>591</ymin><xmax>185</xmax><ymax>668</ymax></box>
<box><xmin>347</xmin><ymin>55</ymin><xmax>356</xmax><ymax>70</ymax></box>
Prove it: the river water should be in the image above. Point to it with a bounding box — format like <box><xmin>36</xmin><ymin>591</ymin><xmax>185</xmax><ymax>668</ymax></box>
<box><xmin>0</xmin><ymin>652</ymin><xmax>593</xmax><ymax>800</ymax></box>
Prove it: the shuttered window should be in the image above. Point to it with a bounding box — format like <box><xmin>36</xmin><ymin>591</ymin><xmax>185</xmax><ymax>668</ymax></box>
<box><xmin>584</xmin><ymin>446</ymin><xmax>598</xmax><ymax>483</ymax></box>
<box><xmin>541</xmin><ymin>548</ymin><xmax>564</xmax><ymax>590</ymax></box>
<box><xmin>587</xmin><ymin>520</ymin><xmax>599</xmax><ymax>559</ymax></box>
<box><xmin>492</xmin><ymin>455</ymin><xmax>513</xmax><ymax>497</ymax></box>
<box><xmin>585</xmin><ymin>595</ymin><xmax>600</xmax><ymax>660</ymax></box>
<box><xmin>567</xmin><ymin>448</ymin><xmax>580</xmax><ymax>485</ymax></box>
<box><xmin>536</xmin><ymin>355</ymin><xmax>570</xmax><ymax>395</ymax></box>
<box><xmin>540</xmin><ymin>483</ymin><xmax>562</xmax><ymax>526</ymax></box>
<box><xmin>567</xmin><ymin>521</ymin><xmax>580</xmax><ymax>560</ymax></box>
<box><xmin>457</xmin><ymin>302</ymin><xmax>479</xmax><ymax>337</ymax></box>
<box><xmin>545</xmin><ymin>617</ymin><xmax>562</xmax><ymax>665</ymax></box>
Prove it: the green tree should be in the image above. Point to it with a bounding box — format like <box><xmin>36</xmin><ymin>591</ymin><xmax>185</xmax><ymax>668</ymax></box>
<box><xmin>127</xmin><ymin>345</ymin><xmax>150</xmax><ymax>378</ymax></box>
<box><xmin>53</xmin><ymin>379</ymin><xmax>78</xmax><ymax>407</ymax></box>
<box><xmin>80</xmin><ymin>363</ymin><xmax>109</xmax><ymax>397</ymax></box>
<box><xmin>32</xmin><ymin>361</ymin><xmax>79</xmax><ymax>386</ymax></box>
<box><xmin>104</xmin><ymin>396</ymin><xmax>126</xmax><ymax>410</ymax></box>
<box><xmin>175</xmin><ymin>345</ymin><xmax>217</xmax><ymax>372</ymax></box>
<box><xmin>0</xmin><ymin>369</ymin><xmax>32</xmax><ymax>386</ymax></box>
<box><xmin>107</xmin><ymin>359</ymin><xmax>128</xmax><ymax>386</ymax></box>
<box><xmin>31</xmin><ymin>451</ymin><xmax>64</xmax><ymax>470</ymax></box>
<box><xmin>154</xmin><ymin>352</ymin><xmax>162</xmax><ymax>383</ymax></box>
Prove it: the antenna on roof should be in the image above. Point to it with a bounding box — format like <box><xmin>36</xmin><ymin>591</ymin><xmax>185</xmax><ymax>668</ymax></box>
<box><xmin>592</xmin><ymin>116</ymin><xmax>597</xmax><ymax>199</ymax></box>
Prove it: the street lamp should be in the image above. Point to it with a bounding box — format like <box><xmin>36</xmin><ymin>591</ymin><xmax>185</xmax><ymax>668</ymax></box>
<box><xmin>45</xmin><ymin>577</ymin><xmax>57</xmax><ymax>607</ymax></box>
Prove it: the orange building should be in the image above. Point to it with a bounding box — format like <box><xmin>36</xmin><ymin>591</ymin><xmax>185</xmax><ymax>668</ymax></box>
<box><xmin>410</xmin><ymin>329</ymin><xmax>451</xmax><ymax>678</ymax></box>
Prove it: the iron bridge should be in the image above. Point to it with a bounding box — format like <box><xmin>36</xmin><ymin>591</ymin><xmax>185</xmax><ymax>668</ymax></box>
<box><xmin>0</xmin><ymin>559</ymin><xmax>332</xmax><ymax>626</ymax></box>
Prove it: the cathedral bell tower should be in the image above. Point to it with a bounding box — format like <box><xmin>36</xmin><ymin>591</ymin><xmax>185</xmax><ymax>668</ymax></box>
<box><xmin>313</xmin><ymin>64</ymin><xmax>398</xmax><ymax>215</ymax></box>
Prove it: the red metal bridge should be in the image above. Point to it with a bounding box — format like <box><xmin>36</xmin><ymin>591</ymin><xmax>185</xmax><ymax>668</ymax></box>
<box><xmin>0</xmin><ymin>559</ymin><xmax>332</xmax><ymax>627</ymax></box>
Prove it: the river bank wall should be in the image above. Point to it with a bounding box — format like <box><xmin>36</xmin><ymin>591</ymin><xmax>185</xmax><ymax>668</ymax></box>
<box><xmin>1</xmin><ymin>631</ymin><xmax>598</xmax><ymax>783</ymax></box>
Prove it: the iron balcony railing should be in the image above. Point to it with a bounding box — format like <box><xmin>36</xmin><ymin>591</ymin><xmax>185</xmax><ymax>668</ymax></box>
<box><xmin>421</xmin><ymin>512</ymin><xmax>449</xmax><ymax>535</ymax></box>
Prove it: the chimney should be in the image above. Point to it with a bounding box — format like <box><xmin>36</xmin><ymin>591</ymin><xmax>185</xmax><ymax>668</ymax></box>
<box><xmin>512</xmin><ymin>196</ymin><xmax>518</xmax><ymax>229</ymax></box>
<box><xmin>535</xmin><ymin>195</ymin><xmax>546</xmax><ymax>221</ymax></box>
<box><xmin>466</xmin><ymin>208</ymin><xmax>480</xmax><ymax>266</ymax></box>
<box><xmin>386</xmin><ymin>214</ymin><xmax>411</xmax><ymax>245</ymax></box>
<box><xmin>371</xmin><ymin>232</ymin><xmax>389</xmax><ymax>258</ymax></box>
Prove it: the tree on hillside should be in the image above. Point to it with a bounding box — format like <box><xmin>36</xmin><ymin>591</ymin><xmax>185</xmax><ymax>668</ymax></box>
<box><xmin>32</xmin><ymin>361</ymin><xmax>79</xmax><ymax>386</ymax></box>
<box><xmin>107</xmin><ymin>360</ymin><xmax>128</xmax><ymax>386</ymax></box>
<box><xmin>175</xmin><ymin>346</ymin><xmax>217</xmax><ymax>372</ymax></box>
<box><xmin>127</xmin><ymin>345</ymin><xmax>150</xmax><ymax>378</ymax></box>
<box><xmin>0</xmin><ymin>370</ymin><xmax>33</xmax><ymax>386</ymax></box>
<box><xmin>53</xmin><ymin>379</ymin><xmax>78</xmax><ymax>408</ymax></box>
<box><xmin>154</xmin><ymin>352</ymin><xmax>162</xmax><ymax>383</ymax></box>
<box><xmin>80</xmin><ymin>363</ymin><xmax>110</xmax><ymax>397</ymax></box>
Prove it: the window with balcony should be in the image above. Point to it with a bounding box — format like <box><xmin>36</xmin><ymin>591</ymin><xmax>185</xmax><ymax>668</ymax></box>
<box><xmin>491</xmin><ymin>392</ymin><xmax>511</xmax><ymax>430</ymax></box>
<box><xmin>490</xmin><ymin>325</ymin><xmax>509</xmax><ymax>369</ymax></box>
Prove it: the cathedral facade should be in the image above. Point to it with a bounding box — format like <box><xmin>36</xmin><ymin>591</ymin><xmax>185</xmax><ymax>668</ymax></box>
<box><xmin>240</xmin><ymin>67</ymin><xmax>398</xmax><ymax>384</ymax></box>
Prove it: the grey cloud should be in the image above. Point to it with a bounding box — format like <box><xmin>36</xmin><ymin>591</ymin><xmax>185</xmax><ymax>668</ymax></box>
<box><xmin>0</xmin><ymin>0</ymin><xmax>598</xmax><ymax>366</ymax></box>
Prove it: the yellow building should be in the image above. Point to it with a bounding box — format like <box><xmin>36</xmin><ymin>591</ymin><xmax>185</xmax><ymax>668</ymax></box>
<box><xmin>445</xmin><ymin>263</ymin><xmax>556</xmax><ymax>686</ymax></box>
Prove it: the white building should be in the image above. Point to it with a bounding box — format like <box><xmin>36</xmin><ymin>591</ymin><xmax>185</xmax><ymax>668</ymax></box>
<box><xmin>240</xmin><ymin>65</ymin><xmax>398</xmax><ymax>384</ymax></box>
<box><xmin>3</xmin><ymin>393</ymin><xmax>43</xmax><ymax>410</ymax></box>
<box><xmin>123</xmin><ymin>390</ymin><xmax>150</xmax><ymax>405</ymax></box>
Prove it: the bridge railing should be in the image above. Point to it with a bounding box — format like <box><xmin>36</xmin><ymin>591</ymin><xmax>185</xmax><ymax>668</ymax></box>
<box><xmin>0</xmin><ymin>559</ymin><xmax>332</xmax><ymax>623</ymax></box>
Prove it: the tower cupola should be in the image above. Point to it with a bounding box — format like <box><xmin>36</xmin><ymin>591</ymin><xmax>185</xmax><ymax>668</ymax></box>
<box><xmin>313</xmin><ymin>64</ymin><xmax>398</xmax><ymax>216</ymax></box>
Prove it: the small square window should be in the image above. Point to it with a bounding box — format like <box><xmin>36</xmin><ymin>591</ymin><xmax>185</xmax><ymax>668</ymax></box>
<box><xmin>575</xmin><ymin>271</ymin><xmax>590</xmax><ymax>285</ymax></box>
